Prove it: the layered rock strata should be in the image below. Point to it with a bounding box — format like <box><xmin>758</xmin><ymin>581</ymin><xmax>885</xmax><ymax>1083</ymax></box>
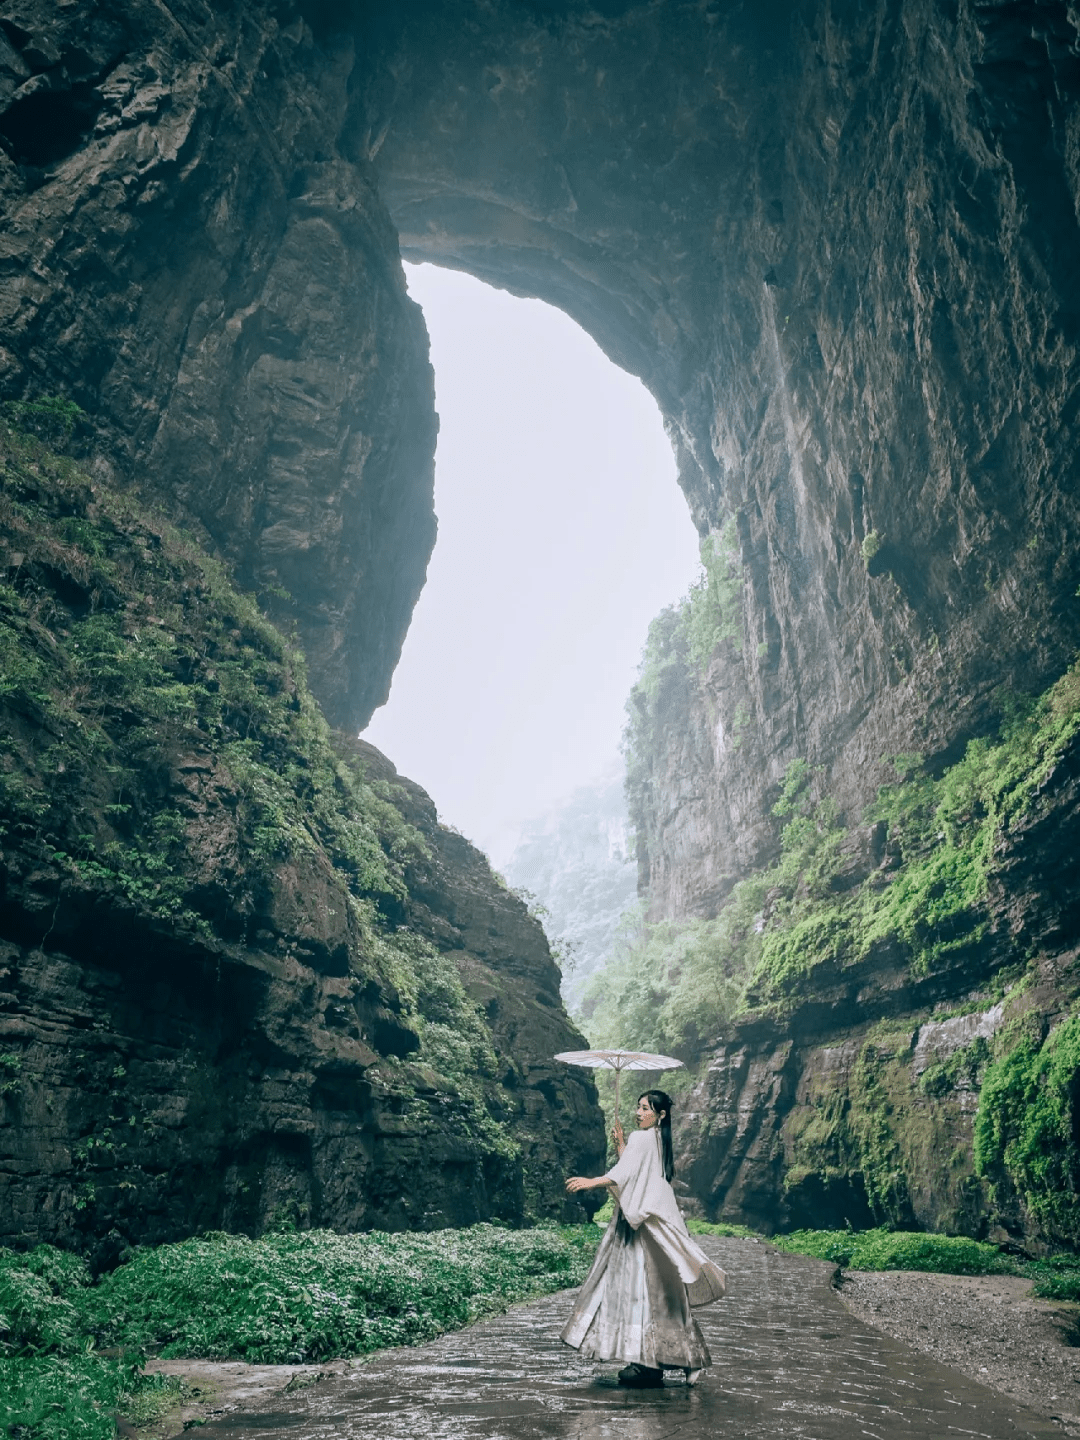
<box><xmin>3</xmin><ymin>0</ymin><xmax>1080</xmax><ymax>1247</ymax></box>
<box><xmin>675</xmin><ymin>724</ymin><xmax>1080</xmax><ymax>1240</ymax></box>
<box><xmin>0</xmin><ymin>432</ymin><xmax>604</xmax><ymax>1255</ymax></box>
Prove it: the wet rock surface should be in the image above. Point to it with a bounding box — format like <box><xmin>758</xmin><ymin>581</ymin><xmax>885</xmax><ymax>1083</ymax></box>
<box><xmin>166</xmin><ymin>1237</ymin><xmax>1059</xmax><ymax>1440</ymax></box>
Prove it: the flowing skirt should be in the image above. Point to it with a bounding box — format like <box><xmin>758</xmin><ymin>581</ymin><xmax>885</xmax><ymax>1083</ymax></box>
<box><xmin>560</xmin><ymin>1212</ymin><xmax>714</xmax><ymax>1370</ymax></box>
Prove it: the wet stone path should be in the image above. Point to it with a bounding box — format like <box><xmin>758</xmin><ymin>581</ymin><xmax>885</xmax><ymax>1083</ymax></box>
<box><xmin>192</xmin><ymin>1237</ymin><xmax>1060</xmax><ymax>1439</ymax></box>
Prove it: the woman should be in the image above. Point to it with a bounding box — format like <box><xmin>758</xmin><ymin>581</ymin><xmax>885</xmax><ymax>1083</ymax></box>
<box><xmin>563</xmin><ymin>1089</ymin><xmax>726</xmax><ymax>1387</ymax></box>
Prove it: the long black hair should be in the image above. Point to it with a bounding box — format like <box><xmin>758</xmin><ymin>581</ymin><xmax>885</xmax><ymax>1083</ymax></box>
<box><xmin>640</xmin><ymin>1089</ymin><xmax>675</xmax><ymax>1182</ymax></box>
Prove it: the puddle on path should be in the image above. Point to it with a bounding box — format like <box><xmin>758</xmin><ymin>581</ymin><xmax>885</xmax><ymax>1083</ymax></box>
<box><xmin>160</xmin><ymin>1237</ymin><xmax>1061</xmax><ymax>1440</ymax></box>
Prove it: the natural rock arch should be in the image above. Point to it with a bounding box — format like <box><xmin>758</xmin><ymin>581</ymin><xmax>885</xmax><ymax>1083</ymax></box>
<box><xmin>4</xmin><ymin>0</ymin><xmax>1080</xmax><ymax>1250</ymax></box>
<box><xmin>4</xmin><ymin>0</ymin><xmax>1079</xmax><ymax>890</ymax></box>
<box><xmin>359</xmin><ymin>0</ymin><xmax>1080</xmax><ymax>911</ymax></box>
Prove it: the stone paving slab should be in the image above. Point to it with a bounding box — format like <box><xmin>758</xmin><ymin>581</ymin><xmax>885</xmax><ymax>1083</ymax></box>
<box><xmin>183</xmin><ymin>1237</ymin><xmax>1060</xmax><ymax>1439</ymax></box>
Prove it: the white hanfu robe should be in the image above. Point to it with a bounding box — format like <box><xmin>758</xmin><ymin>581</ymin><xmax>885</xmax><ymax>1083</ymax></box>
<box><xmin>561</xmin><ymin>1127</ymin><xmax>727</xmax><ymax>1370</ymax></box>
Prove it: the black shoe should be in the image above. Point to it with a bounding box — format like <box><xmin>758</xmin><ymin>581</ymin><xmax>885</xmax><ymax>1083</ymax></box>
<box><xmin>617</xmin><ymin>1363</ymin><xmax>664</xmax><ymax>1388</ymax></box>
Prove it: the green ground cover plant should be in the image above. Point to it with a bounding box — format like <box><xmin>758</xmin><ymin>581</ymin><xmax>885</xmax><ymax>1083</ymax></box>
<box><xmin>684</xmin><ymin>1218</ymin><xmax>758</xmax><ymax>1238</ymax></box>
<box><xmin>0</xmin><ymin>1224</ymin><xmax>600</xmax><ymax>1439</ymax></box>
<box><xmin>0</xmin><ymin>1244</ymin><xmax>182</xmax><ymax>1440</ymax></box>
<box><xmin>771</xmin><ymin>1226</ymin><xmax>1013</xmax><ymax>1275</ymax></box>
<box><xmin>770</xmin><ymin>1225</ymin><xmax>1080</xmax><ymax>1300</ymax></box>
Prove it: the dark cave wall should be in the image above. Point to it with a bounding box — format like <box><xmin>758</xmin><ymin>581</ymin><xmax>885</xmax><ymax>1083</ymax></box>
<box><xmin>5</xmin><ymin>0</ymin><xmax>1080</xmax><ymax>903</ymax></box>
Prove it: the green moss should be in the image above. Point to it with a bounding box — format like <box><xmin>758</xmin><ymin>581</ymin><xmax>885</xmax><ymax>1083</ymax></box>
<box><xmin>974</xmin><ymin>1010</ymin><xmax>1080</xmax><ymax>1243</ymax></box>
<box><xmin>757</xmin><ymin>907</ymin><xmax>853</xmax><ymax>988</ymax></box>
<box><xmin>847</xmin><ymin>1040</ymin><xmax>913</xmax><ymax>1221</ymax></box>
<box><xmin>920</xmin><ymin>1036</ymin><xmax>990</xmax><ymax>1098</ymax></box>
<box><xmin>588</xmin><ymin>642</ymin><xmax>1080</xmax><ymax>1236</ymax></box>
<box><xmin>0</xmin><ymin>418</ymin><xmax>426</xmax><ymax>923</ymax></box>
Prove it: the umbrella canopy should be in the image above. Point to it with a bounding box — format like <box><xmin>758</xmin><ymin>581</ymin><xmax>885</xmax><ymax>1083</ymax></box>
<box><xmin>554</xmin><ymin>1048</ymin><xmax>684</xmax><ymax>1128</ymax></box>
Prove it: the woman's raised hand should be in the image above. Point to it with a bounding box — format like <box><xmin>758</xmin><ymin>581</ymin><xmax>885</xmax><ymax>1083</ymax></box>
<box><xmin>612</xmin><ymin>1119</ymin><xmax>625</xmax><ymax>1152</ymax></box>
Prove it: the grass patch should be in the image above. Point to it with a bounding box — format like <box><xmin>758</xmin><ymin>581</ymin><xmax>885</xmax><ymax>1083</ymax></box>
<box><xmin>0</xmin><ymin>1224</ymin><xmax>600</xmax><ymax>1437</ymax></box>
<box><xmin>685</xmin><ymin>1218</ymin><xmax>758</xmax><ymax>1238</ymax></box>
<box><xmin>769</xmin><ymin>1226</ymin><xmax>1080</xmax><ymax>1300</ymax></box>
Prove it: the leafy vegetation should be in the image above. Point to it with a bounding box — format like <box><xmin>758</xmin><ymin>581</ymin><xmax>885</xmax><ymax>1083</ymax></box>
<box><xmin>622</xmin><ymin>520</ymin><xmax>743</xmax><ymax>858</ymax></box>
<box><xmin>684</xmin><ymin>521</ymin><xmax>744</xmax><ymax>669</ymax></box>
<box><xmin>0</xmin><ymin>1244</ymin><xmax>180</xmax><ymax>1440</ymax></box>
<box><xmin>974</xmin><ymin>1011</ymin><xmax>1080</xmax><ymax>1243</ymax></box>
<box><xmin>0</xmin><ymin>1225</ymin><xmax>600</xmax><ymax>1439</ymax></box>
<box><xmin>684</xmin><ymin>1218</ymin><xmax>758</xmax><ymax>1238</ymax></box>
<box><xmin>771</xmin><ymin>1226</ymin><xmax>1013</xmax><ymax>1275</ymax></box>
<box><xmin>0</xmin><ymin>410</ymin><xmax>426</xmax><ymax>932</ymax></box>
<box><xmin>770</xmin><ymin>1225</ymin><xmax>1080</xmax><ymax>1300</ymax></box>
<box><xmin>585</xmin><ymin>580</ymin><xmax>1080</xmax><ymax>1240</ymax></box>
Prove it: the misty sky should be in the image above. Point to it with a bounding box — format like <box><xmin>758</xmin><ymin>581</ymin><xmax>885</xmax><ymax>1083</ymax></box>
<box><xmin>362</xmin><ymin>263</ymin><xmax>701</xmax><ymax>865</ymax></box>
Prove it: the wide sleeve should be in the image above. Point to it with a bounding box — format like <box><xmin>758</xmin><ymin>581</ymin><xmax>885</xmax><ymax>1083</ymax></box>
<box><xmin>603</xmin><ymin>1128</ymin><xmax>648</xmax><ymax>1188</ymax></box>
<box><xmin>603</xmin><ymin>1129</ymin><xmax>657</xmax><ymax>1229</ymax></box>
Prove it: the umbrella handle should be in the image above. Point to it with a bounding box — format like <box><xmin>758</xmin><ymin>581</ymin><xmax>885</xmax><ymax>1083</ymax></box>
<box><xmin>614</xmin><ymin>1065</ymin><xmax>621</xmax><ymax>1145</ymax></box>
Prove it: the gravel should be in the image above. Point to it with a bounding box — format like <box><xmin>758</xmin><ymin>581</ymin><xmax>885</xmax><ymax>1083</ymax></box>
<box><xmin>837</xmin><ymin>1270</ymin><xmax>1080</xmax><ymax>1435</ymax></box>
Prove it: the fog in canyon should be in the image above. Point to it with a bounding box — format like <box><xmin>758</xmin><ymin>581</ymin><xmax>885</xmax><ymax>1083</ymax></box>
<box><xmin>363</xmin><ymin>263</ymin><xmax>700</xmax><ymax>865</ymax></box>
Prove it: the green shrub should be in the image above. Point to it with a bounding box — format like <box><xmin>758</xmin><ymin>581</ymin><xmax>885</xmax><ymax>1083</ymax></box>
<box><xmin>84</xmin><ymin>1225</ymin><xmax>599</xmax><ymax>1364</ymax></box>
<box><xmin>771</xmin><ymin>1227</ymin><xmax>1013</xmax><ymax>1275</ymax></box>
<box><xmin>1026</xmin><ymin>1253</ymin><xmax>1080</xmax><ymax>1301</ymax></box>
<box><xmin>685</xmin><ymin>1218</ymin><xmax>757</xmax><ymax>1238</ymax></box>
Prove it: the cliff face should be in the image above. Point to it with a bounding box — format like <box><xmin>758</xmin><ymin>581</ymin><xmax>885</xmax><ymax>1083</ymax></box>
<box><xmin>501</xmin><ymin>774</ymin><xmax>637</xmax><ymax>1010</ymax></box>
<box><xmin>0</xmin><ymin>0</ymin><xmax>435</xmax><ymax>731</ymax></box>
<box><xmin>675</xmin><ymin>719</ymin><xmax>1080</xmax><ymax>1241</ymax></box>
<box><xmin>0</xmin><ymin>426</ymin><xmax>604</xmax><ymax>1255</ymax></box>
<box><xmin>359</xmin><ymin>1</ymin><xmax>1080</xmax><ymax>1243</ymax></box>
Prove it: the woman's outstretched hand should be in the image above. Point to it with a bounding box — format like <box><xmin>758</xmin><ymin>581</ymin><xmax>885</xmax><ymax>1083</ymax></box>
<box><xmin>565</xmin><ymin>1175</ymin><xmax>604</xmax><ymax>1193</ymax></box>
